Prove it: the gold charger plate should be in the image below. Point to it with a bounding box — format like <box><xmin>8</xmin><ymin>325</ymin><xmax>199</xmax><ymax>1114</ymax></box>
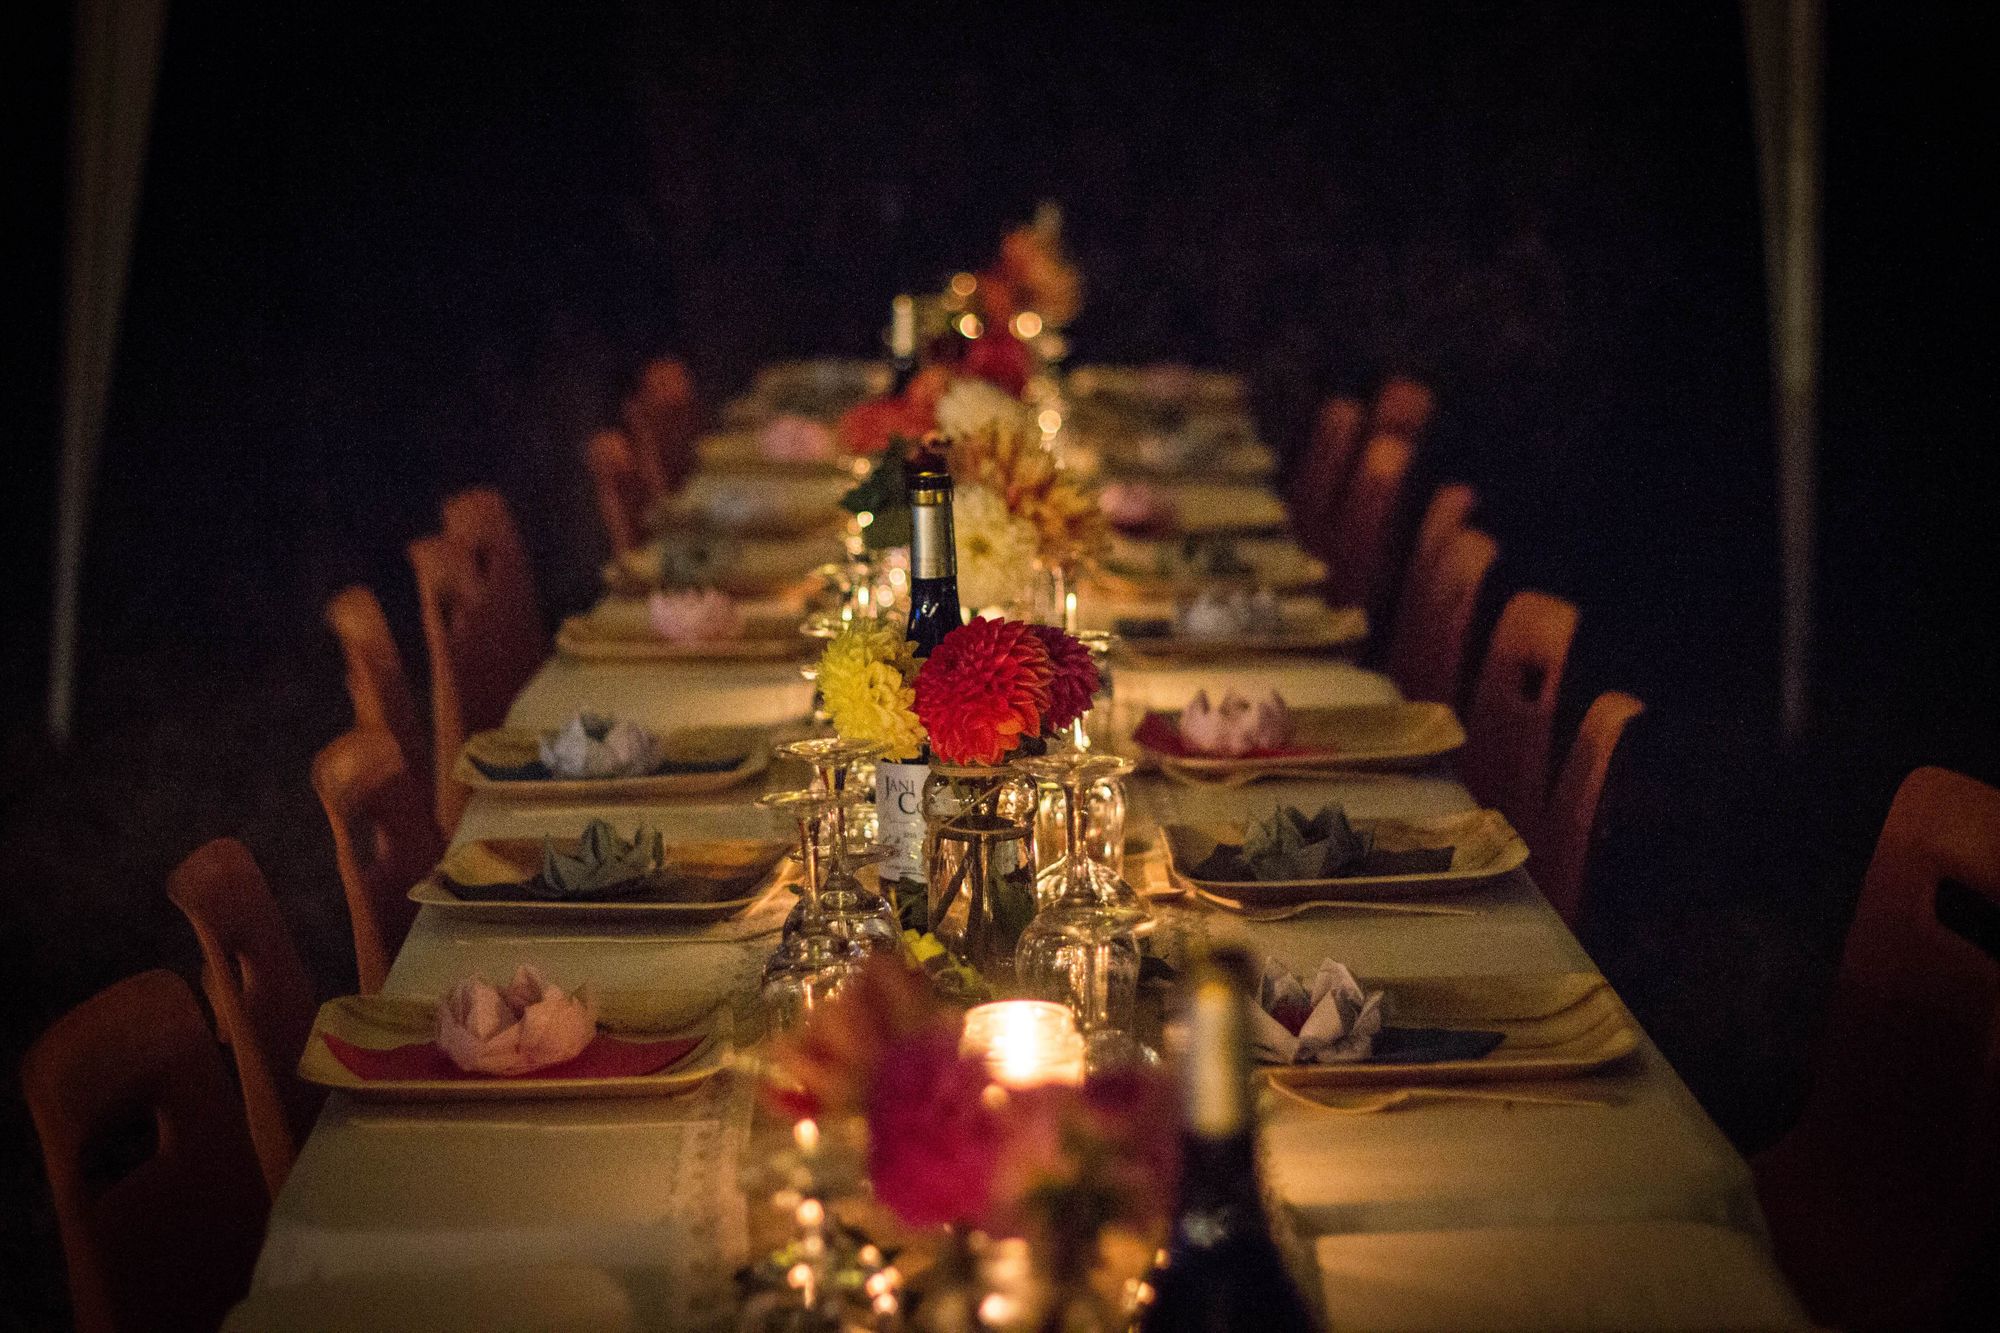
<box><xmin>1148</xmin><ymin>481</ymin><xmax>1289</xmax><ymax>535</ymax></box>
<box><xmin>556</xmin><ymin>611</ymin><xmax>808</xmax><ymax>663</ymax></box>
<box><xmin>1115</xmin><ymin>605</ymin><xmax>1368</xmax><ymax>659</ymax></box>
<box><xmin>1163</xmin><ymin>809</ymin><xmax>1526</xmax><ymax>904</ymax></box>
<box><xmin>601</xmin><ymin>533</ymin><xmax>837</xmax><ymax>600</ymax></box>
<box><xmin>1137</xmin><ymin>702</ymin><xmax>1466</xmax><ymax>776</ymax></box>
<box><xmin>298</xmin><ymin>990</ymin><xmax>726</xmax><ymax>1101</ymax></box>
<box><xmin>1263</xmin><ymin>973</ymin><xmax>1639</xmax><ymax>1088</ymax></box>
<box><xmin>1093</xmin><ymin>537</ymin><xmax>1328</xmax><ymax>600</ymax></box>
<box><xmin>409</xmin><ymin>835</ymin><xmax>790</xmax><ymax>922</ymax></box>
<box><xmin>454</xmin><ymin>725</ymin><xmax>771</xmax><ymax>800</ymax></box>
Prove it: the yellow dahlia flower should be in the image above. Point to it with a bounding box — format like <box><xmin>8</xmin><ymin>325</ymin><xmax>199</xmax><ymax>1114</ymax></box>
<box><xmin>817</xmin><ymin>623</ymin><xmax>925</xmax><ymax>760</ymax></box>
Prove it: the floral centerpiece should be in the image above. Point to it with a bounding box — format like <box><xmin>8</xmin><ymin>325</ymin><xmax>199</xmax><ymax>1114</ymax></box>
<box><xmin>768</xmin><ymin>957</ymin><xmax>1177</xmax><ymax>1327</ymax></box>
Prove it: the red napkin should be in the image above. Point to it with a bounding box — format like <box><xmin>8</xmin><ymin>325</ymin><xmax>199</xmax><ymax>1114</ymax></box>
<box><xmin>1132</xmin><ymin>710</ymin><xmax>1331</xmax><ymax>761</ymax></box>
<box><xmin>322</xmin><ymin>1031</ymin><xmax>703</xmax><ymax>1082</ymax></box>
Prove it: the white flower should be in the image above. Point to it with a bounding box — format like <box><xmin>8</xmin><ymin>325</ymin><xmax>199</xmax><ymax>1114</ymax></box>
<box><xmin>936</xmin><ymin>377</ymin><xmax>1036</xmax><ymax>441</ymax></box>
<box><xmin>954</xmin><ymin>483</ymin><xmax>1041</xmax><ymax>613</ymax></box>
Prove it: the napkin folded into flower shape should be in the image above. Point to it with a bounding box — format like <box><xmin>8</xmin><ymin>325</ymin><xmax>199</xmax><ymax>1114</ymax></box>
<box><xmin>435</xmin><ymin>965</ymin><xmax>600</xmax><ymax>1075</ymax></box>
<box><xmin>758</xmin><ymin>413</ymin><xmax>837</xmax><ymax>463</ymax></box>
<box><xmin>539</xmin><ymin>713</ymin><xmax>663</xmax><ymax>779</ymax></box>
<box><xmin>1254</xmin><ymin>958</ymin><xmax>1384</xmax><ymax>1064</ymax></box>
<box><xmin>539</xmin><ymin>819</ymin><xmax>665</xmax><ymax>899</ymax></box>
<box><xmin>1176</xmin><ymin>587</ymin><xmax>1282</xmax><ymax>640</ymax></box>
<box><xmin>1100</xmin><ymin>481</ymin><xmax>1178</xmax><ymax>534</ymax></box>
<box><xmin>647</xmin><ymin>588</ymin><xmax>744</xmax><ymax>643</ymax></box>
<box><xmin>1178</xmin><ymin>688</ymin><xmax>1293</xmax><ymax>757</ymax></box>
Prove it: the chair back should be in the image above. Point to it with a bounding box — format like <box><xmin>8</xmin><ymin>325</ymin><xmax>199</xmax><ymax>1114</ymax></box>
<box><xmin>409</xmin><ymin>532</ymin><xmax>531</xmax><ymax>828</ymax></box>
<box><xmin>311</xmin><ymin>728</ymin><xmax>438</xmax><ymax>992</ymax></box>
<box><xmin>1758</xmin><ymin>767</ymin><xmax>2000</xmax><ymax>1326</ymax></box>
<box><xmin>439</xmin><ymin>486</ymin><xmax>545</xmax><ymax>687</ymax></box>
<box><xmin>1386</xmin><ymin>526</ymin><xmax>1498</xmax><ymax>707</ymax></box>
<box><xmin>584</xmin><ymin>427</ymin><xmax>656</xmax><ymax>555</ymax></box>
<box><xmin>323</xmin><ymin>585</ymin><xmax>428</xmax><ymax>793</ymax></box>
<box><xmin>1290</xmin><ymin>394</ymin><xmax>1365</xmax><ymax>546</ymax></box>
<box><xmin>1372</xmin><ymin>375</ymin><xmax>1436</xmax><ymax>441</ymax></box>
<box><xmin>1538</xmin><ymin>691</ymin><xmax>1645</xmax><ymax>926</ymax></box>
<box><xmin>166</xmin><ymin>838</ymin><xmax>322</xmax><ymax>1198</ymax></box>
<box><xmin>1324</xmin><ymin>432</ymin><xmax>1416</xmax><ymax>619</ymax></box>
<box><xmin>1461</xmin><ymin>590</ymin><xmax>1578</xmax><ymax>843</ymax></box>
<box><xmin>22</xmin><ymin>970</ymin><xmax>268</xmax><ymax>1333</ymax></box>
<box><xmin>621</xmin><ymin>356</ymin><xmax>698</xmax><ymax>493</ymax></box>
<box><xmin>1408</xmin><ymin>482</ymin><xmax>1479</xmax><ymax>581</ymax></box>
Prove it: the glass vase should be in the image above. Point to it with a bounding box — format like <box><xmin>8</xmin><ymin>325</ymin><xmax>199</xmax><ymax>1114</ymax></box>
<box><xmin>923</xmin><ymin>765</ymin><xmax>1038</xmax><ymax>973</ymax></box>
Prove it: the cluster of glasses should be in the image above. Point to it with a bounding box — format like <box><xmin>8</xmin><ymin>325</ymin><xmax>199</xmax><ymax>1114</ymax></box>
<box><xmin>1013</xmin><ymin>750</ymin><xmax>1152</xmax><ymax>1072</ymax></box>
<box><xmin>759</xmin><ymin>738</ymin><xmax>901</xmax><ymax>1029</ymax></box>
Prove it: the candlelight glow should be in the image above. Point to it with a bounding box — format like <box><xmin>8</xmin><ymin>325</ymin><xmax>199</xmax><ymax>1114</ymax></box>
<box><xmin>961</xmin><ymin>999</ymin><xmax>1086</xmax><ymax>1088</ymax></box>
<box><xmin>1012</xmin><ymin>311</ymin><xmax>1044</xmax><ymax>338</ymax></box>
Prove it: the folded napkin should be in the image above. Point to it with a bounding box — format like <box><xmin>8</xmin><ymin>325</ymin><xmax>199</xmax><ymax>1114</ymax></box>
<box><xmin>539</xmin><ymin>819</ymin><xmax>664</xmax><ymax>899</ymax></box>
<box><xmin>1176</xmin><ymin>587</ymin><xmax>1281</xmax><ymax>640</ymax></box>
<box><xmin>1253</xmin><ymin>958</ymin><xmax>1504</xmax><ymax>1066</ymax></box>
<box><xmin>758</xmin><ymin>413</ymin><xmax>837</xmax><ymax>463</ymax></box>
<box><xmin>648</xmin><ymin>588</ymin><xmax>744</xmax><ymax>643</ymax></box>
<box><xmin>539</xmin><ymin>713</ymin><xmax>663</xmax><ymax>779</ymax></box>
<box><xmin>435</xmin><ymin>966</ymin><xmax>601</xmax><ymax>1075</ymax></box>
<box><xmin>658</xmin><ymin>532</ymin><xmax>740</xmax><ymax>589</ymax></box>
<box><xmin>1101</xmin><ymin>481</ymin><xmax>1179</xmax><ymax>534</ymax></box>
<box><xmin>1179</xmin><ymin>688</ymin><xmax>1293</xmax><ymax>757</ymax></box>
<box><xmin>1190</xmin><ymin>804</ymin><xmax>1457</xmax><ymax>882</ymax></box>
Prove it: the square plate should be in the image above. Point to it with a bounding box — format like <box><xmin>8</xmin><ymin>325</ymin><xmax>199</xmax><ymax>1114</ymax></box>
<box><xmin>454</xmin><ymin>725</ymin><xmax>771</xmax><ymax>800</ymax></box>
<box><xmin>602</xmin><ymin>534</ymin><xmax>839</xmax><ymax>599</ymax></box>
<box><xmin>1163</xmin><ymin>809</ymin><xmax>1526</xmax><ymax>903</ymax></box>
<box><xmin>1135</xmin><ymin>702</ymin><xmax>1466</xmax><ymax>776</ymax></box>
<box><xmin>656</xmin><ymin>472</ymin><xmax>855</xmax><ymax>539</ymax></box>
<box><xmin>556</xmin><ymin>609</ymin><xmax>808</xmax><ymax>662</ymax></box>
<box><xmin>298</xmin><ymin>990</ymin><xmax>725</xmax><ymax>1100</ymax></box>
<box><xmin>1093</xmin><ymin>535</ymin><xmax>1327</xmax><ymax>599</ymax></box>
<box><xmin>409</xmin><ymin>835</ymin><xmax>790</xmax><ymax>922</ymax></box>
<box><xmin>1113</xmin><ymin>604</ymin><xmax>1367</xmax><ymax>658</ymax></box>
<box><xmin>1264</xmin><ymin>974</ymin><xmax>1639</xmax><ymax>1087</ymax></box>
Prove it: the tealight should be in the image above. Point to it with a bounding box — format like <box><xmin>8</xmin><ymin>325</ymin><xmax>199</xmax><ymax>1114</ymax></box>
<box><xmin>960</xmin><ymin>1000</ymin><xmax>1086</xmax><ymax>1088</ymax></box>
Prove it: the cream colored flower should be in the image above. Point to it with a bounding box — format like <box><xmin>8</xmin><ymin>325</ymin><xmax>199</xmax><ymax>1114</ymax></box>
<box><xmin>935</xmin><ymin>376</ymin><xmax>1036</xmax><ymax>441</ymax></box>
<box><xmin>954</xmin><ymin>483</ymin><xmax>1041</xmax><ymax>614</ymax></box>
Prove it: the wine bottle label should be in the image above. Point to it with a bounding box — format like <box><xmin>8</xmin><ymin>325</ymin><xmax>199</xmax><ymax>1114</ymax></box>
<box><xmin>1184</xmin><ymin>979</ymin><xmax>1248</xmax><ymax>1137</ymax></box>
<box><xmin>911</xmin><ymin>502</ymin><xmax>955</xmax><ymax>580</ymax></box>
<box><xmin>875</xmin><ymin>760</ymin><xmax>931</xmax><ymax>884</ymax></box>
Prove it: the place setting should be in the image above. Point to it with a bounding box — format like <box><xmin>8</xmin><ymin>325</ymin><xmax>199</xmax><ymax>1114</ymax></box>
<box><xmin>1130</xmin><ymin>685</ymin><xmax>1467</xmax><ymax>785</ymax></box>
<box><xmin>453</xmin><ymin>710</ymin><xmax>773</xmax><ymax>800</ymax></box>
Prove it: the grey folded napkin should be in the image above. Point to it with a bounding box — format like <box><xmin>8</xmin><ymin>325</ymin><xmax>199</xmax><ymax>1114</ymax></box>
<box><xmin>536</xmin><ymin>820</ymin><xmax>665</xmax><ymax>900</ymax></box>
<box><xmin>1192</xmin><ymin>804</ymin><xmax>1456</xmax><ymax>882</ymax></box>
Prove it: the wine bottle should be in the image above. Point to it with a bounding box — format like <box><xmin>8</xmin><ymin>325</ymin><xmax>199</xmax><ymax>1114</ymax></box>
<box><xmin>888</xmin><ymin>293</ymin><xmax>918</xmax><ymax>394</ymax></box>
<box><xmin>902</xmin><ymin>438</ymin><xmax>962</xmax><ymax>657</ymax></box>
<box><xmin>873</xmin><ymin>438</ymin><xmax>962</xmax><ymax>911</ymax></box>
<box><xmin>1142</xmin><ymin>946</ymin><xmax>1317</xmax><ymax>1333</ymax></box>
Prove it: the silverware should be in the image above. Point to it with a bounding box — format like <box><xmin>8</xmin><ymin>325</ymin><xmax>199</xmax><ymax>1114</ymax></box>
<box><xmin>1264</xmin><ymin>1078</ymin><xmax>1620</xmax><ymax>1114</ymax></box>
<box><xmin>1192</xmin><ymin>885</ymin><xmax>1477</xmax><ymax>919</ymax></box>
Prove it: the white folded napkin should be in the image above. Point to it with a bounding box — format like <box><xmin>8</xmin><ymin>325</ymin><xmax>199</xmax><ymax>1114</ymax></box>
<box><xmin>435</xmin><ymin>966</ymin><xmax>600</xmax><ymax>1074</ymax></box>
<box><xmin>1253</xmin><ymin>957</ymin><xmax>1385</xmax><ymax>1064</ymax></box>
<box><xmin>538</xmin><ymin>712</ymin><xmax>662</xmax><ymax>779</ymax></box>
<box><xmin>1179</xmin><ymin>688</ymin><xmax>1293</xmax><ymax>756</ymax></box>
<box><xmin>1176</xmin><ymin>587</ymin><xmax>1281</xmax><ymax>640</ymax></box>
<box><xmin>648</xmin><ymin>588</ymin><xmax>745</xmax><ymax>643</ymax></box>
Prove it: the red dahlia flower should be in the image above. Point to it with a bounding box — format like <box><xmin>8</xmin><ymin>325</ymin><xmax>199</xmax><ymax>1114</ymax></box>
<box><xmin>1026</xmin><ymin>624</ymin><xmax>1100</xmax><ymax>734</ymax></box>
<box><xmin>913</xmin><ymin>617</ymin><xmax>1055</xmax><ymax>765</ymax></box>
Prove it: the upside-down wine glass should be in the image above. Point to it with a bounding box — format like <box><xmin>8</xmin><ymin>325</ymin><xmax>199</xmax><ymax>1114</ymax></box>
<box><xmin>758</xmin><ymin>788</ymin><xmax>864</xmax><ymax>1030</ymax></box>
<box><xmin>1012</xmin><ymin>752</ymin><xmax>1151</xmax><ymax>1070</ymax></box>
<box><xmin>775</xmin><ymin>737</ymin><xmax>900</xmax><ymax>951</ymax></box>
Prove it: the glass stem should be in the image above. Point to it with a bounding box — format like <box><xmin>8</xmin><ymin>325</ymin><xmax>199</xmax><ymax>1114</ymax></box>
<box><xmin>1063</xmin><ymin>775</ymin><xmax>1090</xmax><ymax>900</ymax></box>
<box><xmin>797</xmin><ymin>813</ymin><xmax>824</xmax><ymax>920</ymax></box>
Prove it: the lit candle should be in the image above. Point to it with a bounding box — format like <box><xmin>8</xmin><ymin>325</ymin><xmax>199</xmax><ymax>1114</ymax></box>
<box><xmin>961</xmin><ymin>1000</ymin><xmax>1086</xmax><ymax>1088</ymax></box>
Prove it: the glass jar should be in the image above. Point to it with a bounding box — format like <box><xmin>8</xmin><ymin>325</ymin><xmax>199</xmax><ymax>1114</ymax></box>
<box><xmin>922</xmin><ymin>765</ymin><xmax>1038</xmax><ymax>973</ymax></box>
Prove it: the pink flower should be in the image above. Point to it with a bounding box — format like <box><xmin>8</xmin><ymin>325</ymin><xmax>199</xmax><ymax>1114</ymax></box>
<box><xmin>757</xmin><ymin>414</ymin><xmax>837</xmax><ymax>463</ymax></box>
<box><xmin>647</xmin><ymin>588</ymin><xmax>744</xmax><ymax>643</ymax></box>
<box><xmin>866</xmin><ymin>1028</ymin><xmax>1004</xmax><ymax>1228</ymax></box>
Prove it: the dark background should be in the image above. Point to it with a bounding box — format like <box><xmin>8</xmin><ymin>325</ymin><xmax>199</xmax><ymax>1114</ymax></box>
<box><xmin>3</xmin><ymin>2</ymin><xmax>1994</xmax><ymax>1325</ymax></box>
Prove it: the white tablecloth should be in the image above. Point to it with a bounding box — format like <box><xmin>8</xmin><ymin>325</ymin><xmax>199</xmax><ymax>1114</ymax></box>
<box><xmin>249</xmin><ymin>602</ymin><xmax>1803</xmax><ymax>1331</ymax></box>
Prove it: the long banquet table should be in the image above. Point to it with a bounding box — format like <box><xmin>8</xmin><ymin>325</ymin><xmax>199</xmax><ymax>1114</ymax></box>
<box><xmin>237</xmin><ymin>390</ymin><xmax>1808</xmax><ymax>1331</ymax></box>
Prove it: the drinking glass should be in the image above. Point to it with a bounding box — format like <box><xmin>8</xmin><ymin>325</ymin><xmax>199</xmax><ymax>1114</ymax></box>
<box><xmin>775</xmin><ymin>738</ymin><xmax>900</xmax><ymax>952</ymax></box>
<box><xmin>758</xmin><ymin>788</ymin><xmax>864</xmax><ymax>1030</ymax></box>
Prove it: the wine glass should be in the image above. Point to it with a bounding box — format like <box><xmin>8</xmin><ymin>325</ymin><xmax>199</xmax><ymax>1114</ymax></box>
<box><xmin>1011</xmin><ymin>753</ymin><xmax>1150</xmax><ymax>1069</ymax></box>
<box><xmin>775</xmin><ymin>738</ymin><xmax>900</xmax><ymax>952</ymax></box>
<box><xmin>758</xmin><ymin>788</ymin><xmax>864</xmax><ymax>1030</ymax></box>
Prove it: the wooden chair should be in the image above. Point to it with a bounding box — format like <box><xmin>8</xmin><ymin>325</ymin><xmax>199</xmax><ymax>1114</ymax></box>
<box><xmin>1290</xmin><ymin>394</ymin><xmax>1366</xmax><ymax>546</ymax></box>
<box><xmin>1459</xmin><ymin>590</ymin><xmax>1578</xmax><ymax>845</ymax></box>
<box><xmin>439</xmin><ymin>486</ymin><xmax>545</xmax><ymax>691</ymax></box>
<box><xmin>1386</xmin><ymin>525</ymin><xmax>1499</xmax><ymax>707</ymax></box>
<box><xmin>22</xmin><ymin>969</ymin><xmax>269</xmax><ymax>1333</ymax></box>
<box><xmin>584</xmin><ymin>426</ymin><xmax>656</xmax><ymax>556</ymax></box>
<box><xmin>1323</xmin><ymin>432</ymin><xmax>1416</xmax><ymax>621</ymax></box>
<box><xmin>409</xmin><ymin>530</ymin><xmax>534</xmax><ymax>829</ymax></box>
<box><xmin>1756</xmin><ymin>767</ymin><xmax>2000</xmax><ymax>1329</ymax></box>
<box><xmin>1537</xmin><ymin>691</ymin><xmax>1646</xmax><ymax>926</ymax></box>
<box><xmin>311</xmin><ymin>728</ymin><xmax>438</xmax><ymax>993</ymax></box>
<box><xmin>1372</xmin><ymin>374</ymin><xmax>1436</xmax><ymax>441</ymax></box>
<box><xmin>323</xmin><ymin>585</ymin><xmax>429</xmax><ymax>797</ymax></box>
<box><xmin>1408</xmin><ymin>482</ymin><xmax>1479</xmax><ymax>581</ymax></box>
<box><xmin>621</xmin><ymin>355</ymin><xmax>698</xmax><ymax>493</ymax></box>
<box><xmin>166</xmin><ymin>838</ymin><xmax>322</xmax><ymax>1199</ymax></box>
